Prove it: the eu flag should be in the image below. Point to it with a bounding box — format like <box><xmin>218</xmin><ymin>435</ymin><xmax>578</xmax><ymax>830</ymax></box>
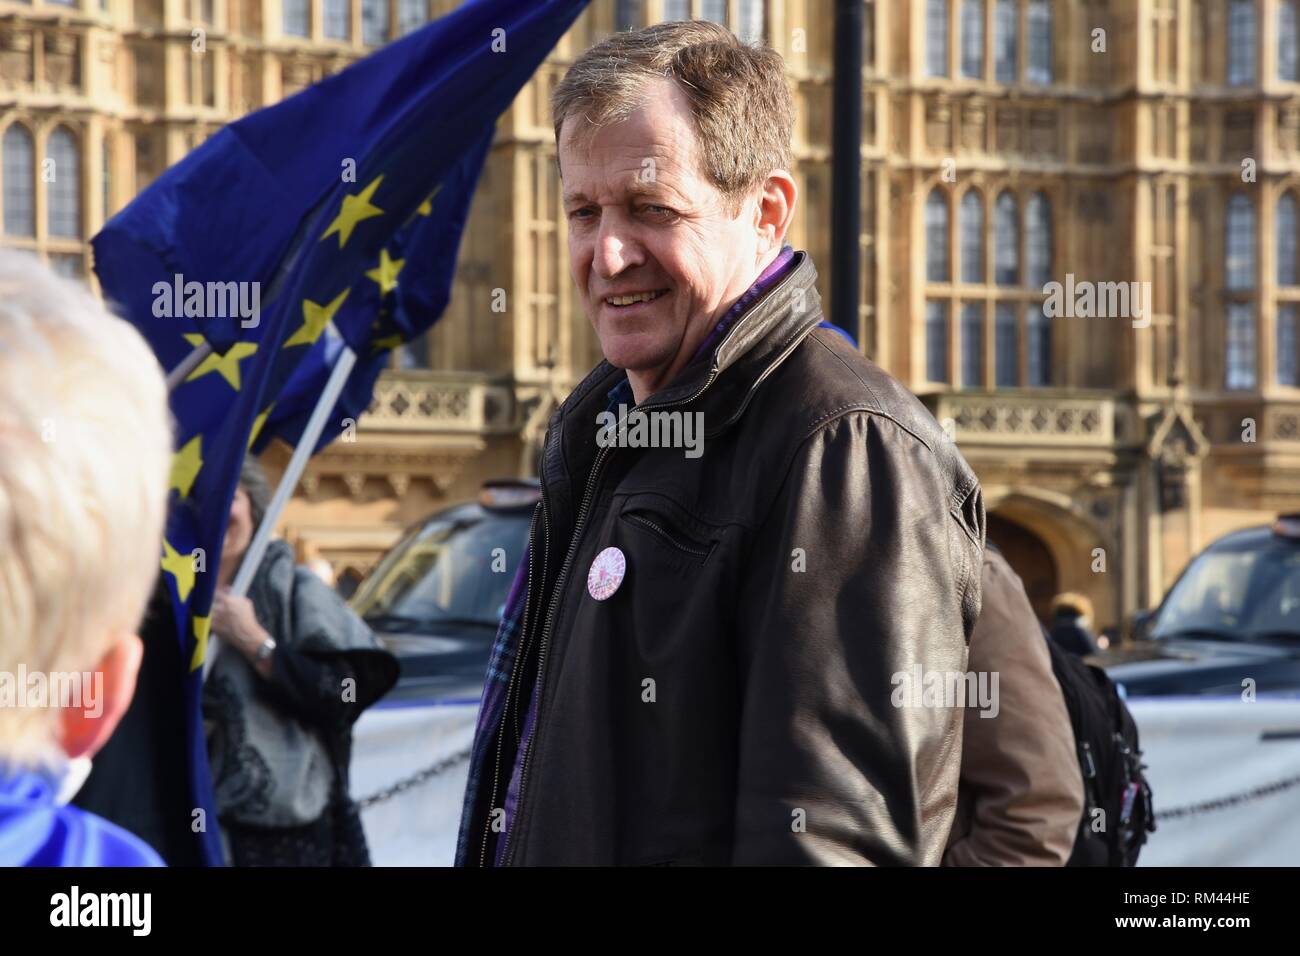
<box><xmin>251</xmin><ymin>127</ymin><xmax>493</xmax><ymax>456</ymax></box>
<box><xmin>92</xmin><ymin>0</ymin><xmax>590</xmax><ymax>865</ymax></box>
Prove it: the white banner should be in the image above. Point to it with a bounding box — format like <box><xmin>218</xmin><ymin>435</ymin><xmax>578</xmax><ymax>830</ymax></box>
<box><xmin>351</xmin><ymin>700</ymin><xmax>477</xmax><ymax>867</ymax></box>
<box><xmin>1130</xmin><ymin>697</ymin><xmax>1300</xmax><ymax>866</ymax></box>
<box><xmin>350</xmin><ymin>695</ymin><xmax>1300</xmax><ymax>867</ymax></box>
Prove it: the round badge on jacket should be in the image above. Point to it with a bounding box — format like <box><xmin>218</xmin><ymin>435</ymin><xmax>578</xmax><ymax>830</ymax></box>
<box><xmin>587</xmin><ymin>546</ymin><xmax>626</xmax><ymax>601</ymax></box>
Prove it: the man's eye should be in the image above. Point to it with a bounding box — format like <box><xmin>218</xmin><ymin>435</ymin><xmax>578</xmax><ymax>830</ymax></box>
<box><xmin>644</xmin><ymin>205</ymin><xmax>674</xmax><ymax>217</ymax></box>
<box><xmin>569</xmin><ymin>208</ymin><xmax>593</xmax><ymax>220</ymax></box>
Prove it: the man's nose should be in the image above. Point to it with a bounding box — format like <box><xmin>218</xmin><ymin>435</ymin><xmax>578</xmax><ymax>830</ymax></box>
<box><xmin>593</xmin><ymin>217</ymin><xmax>643</xmax><ymax>280</ymax></box>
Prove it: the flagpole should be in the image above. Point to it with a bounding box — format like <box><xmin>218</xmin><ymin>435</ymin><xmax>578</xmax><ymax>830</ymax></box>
<box><xmin>232</xmin><ymin>340</ymin><xmax>358</xmax><ymax>598</ymax></box>
<box><xmin>166</xmin><ymin>342</ymin><xmax>213</xmax><ymax>391</ymax></box>
<box><xmin>203</xmin><ymin>338</ymin><xmax>359</xmax><ymax>677</ymax></box>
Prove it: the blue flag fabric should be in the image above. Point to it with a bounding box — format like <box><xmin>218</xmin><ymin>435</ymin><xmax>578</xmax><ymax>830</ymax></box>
<box><xmin>252</xmin><ymin>127</ymin><xmax>493</xmax><ymax>455</ymax></box>
<box><xmin>92</xmin><ymin>0</ymin><xmax>589</xmax><ymax>865</ymax></box>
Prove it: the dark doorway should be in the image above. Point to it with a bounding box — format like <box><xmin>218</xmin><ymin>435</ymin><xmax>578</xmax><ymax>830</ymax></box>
<box><xmin>987</xmin><ymin>513</ymin><xmax>1059</xmax><ymax>626</ymax></box>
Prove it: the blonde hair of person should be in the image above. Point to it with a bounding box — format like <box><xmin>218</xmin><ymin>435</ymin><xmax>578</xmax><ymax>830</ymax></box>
<box><xmin>1050</xmin><ymin>591</ymin><xmax>1095</xmax><ymax>622</ymax></box>
<box><xmin>0</xmin><ymin>251</ymin><xmax>171</xmax><ymax>768</ymax></box>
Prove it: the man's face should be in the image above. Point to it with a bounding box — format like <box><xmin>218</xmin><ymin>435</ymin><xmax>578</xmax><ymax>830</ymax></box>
<box><xmin>560</xmin><ymin>78</ymin><xmax>766</xmax><ymax>389</ymax></box>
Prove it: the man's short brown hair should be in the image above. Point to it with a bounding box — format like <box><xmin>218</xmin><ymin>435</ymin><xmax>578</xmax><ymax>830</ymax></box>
<box><xmin>552</xmin><ymin>19</ymin><xmax>794</xmax><ymax>215</ymax></box>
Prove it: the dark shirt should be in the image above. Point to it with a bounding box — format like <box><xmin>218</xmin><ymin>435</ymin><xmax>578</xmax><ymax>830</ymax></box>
<box><xmin>1049</xmin><ymin>614</ymin><xmax>1100</xmax><ymax>657</ymax></box>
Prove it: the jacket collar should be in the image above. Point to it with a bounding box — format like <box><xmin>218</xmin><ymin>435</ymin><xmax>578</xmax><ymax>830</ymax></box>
<box><xmin>557</xmin><ymin>250</ymin><xmax>822</xmax><ymax>423</ymax></box>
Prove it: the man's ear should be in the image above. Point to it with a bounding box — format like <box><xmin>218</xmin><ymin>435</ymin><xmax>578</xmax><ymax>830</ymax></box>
<box><xmin>58</xmin><ymin>631</ymin><xmax>143</xmax><ymax>760</ymax></box>
<box><xmin>755</xmin><ymin>169</ymin><xmax>798</xmax><ymax>254</ymax></box>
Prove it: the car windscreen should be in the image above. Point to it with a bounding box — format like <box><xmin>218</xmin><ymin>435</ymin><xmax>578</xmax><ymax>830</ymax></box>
<box><xmin>352</xmin><ymin>510</ymin><xmax>530</xmax><ymax>631</ymax></box>
<box><xmin>1152</xmin><ymin>536</ymin><xmax>1300</xmax><ymax>642</ymax></box>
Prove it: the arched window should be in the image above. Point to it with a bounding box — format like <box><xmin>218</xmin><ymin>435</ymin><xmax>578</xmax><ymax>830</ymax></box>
<box><xmin>1226</xmin><ymin>303</ymin><xmax>1257</xmax><ymax>389</ymax></box>
<box><xmin>282</xmin><ymin>0</ymin><xmax>308</xmax><ymax>37</ymax></box>
<box><xmin>736</xmin><ymin>0</ymin><xmax>765</xmax><ymax>43</ymax></box>
<box><xmin>3</xmin><ymin>123</ymin><xmax>34</xmax><ymax>237</ymax></box>
<box><xmin>960</xmin><ymin>189</ymin><xmax>984</xmax><ymax>283</ymax></box>
<box><xmin>926</xmin><ymin>189</ymin><xmax>950</xmax><ymax>282</ymax></box>
<box><xmin>363</xmin><ymin>0</ymin><xmax>390</xmax><ymax>46</ymax></box>
<box><xmin>324</xmin><ymin>0</ymin><xmax>349</xmax><ymax>39</ymax></box>
<box><xmin>961</xmin><ymin>303</ymin><xmax>984</xmax><ymax>387</ymax></box>
<box><xmin>616</xmin><ymin>0</ymin><xmax>642</xmax><ymax>31</ymax></box>
<box><xmin>927</xmin><ymin>0</ymin><xmax>949</xmax><ymax>77</ymax></box>
<box><xmin>994</xmin><ymin>191</ymin><xmax>1019</xmax><ymax>285</ymax></box>
<box><xmin>46</xmin><ymin>126</ymin><xmax>80</xmax><ymax>239</ymax></box>
<box><xmin>102</xmin><ymin>136</ymin><xmax>111</xmax><ymax>221</ymax></box>
<box><xmin>1228</xmin><ymin>0</ymin><xmax>1257</xmax><ymax>86</ymax></box>
<box><xmin>926</xmin><ymin>300</ymin><xmax>949</xmax><ymax>382</ymax></box>
<box><xmin>1028</xmin><ymin>305</ymin><xmax>1052</xmax><ymax>386</ymax></box>
<box><xmin>1026</xmin><ymin>0</ymin><xmax>1052</xmax><ymax>84</ymax></box>
<box><xmin>995</xmin><ymin>302</ymin><xmax>1019</xmax><ymax>386</ymax></box>
<box><xmin>1280</xmin><ymin>0</ymin><xmax>1299</xmax><ymax>81</ymax></box>
<box><xmin>700</xmin><ymin>0</ymin><xmax>726</xmax><ymax>23</ymax></box>
<box><xmin>995</xmin><ymin>0</ymin><xmax>1017</xmax><ymax>83</ymax></box>
<box><xmin>398</xmin><ymin>0</ymin><xmax>426</xmax><ymax>36</ymax></box>
<box><xmin>961</xmin><ymin>0</ymin><xmax>984</xmax><ymax>79</ymax></box>
<box><xmin>664</xmin><ymin>0</ymin><xmax>689</xmax><ymax>21</ymax></box>
<box><xmin>1278</xmin><ymin>192</ymin><xmax>1298</xmax><ymax>286</ymax></box>
<box><xmin>1025</xmin><ymin>192</ymin><xmax>1052</xmax><ymax>289</ymax></box>
<box><xmin>1226</xmin><ymin>193</ymin><xmax>1257</xmax><ymax>389</ymax></box>
<box><xmin>1278</xmin><ymin>305</ymin><xmax>1299</xmax><ymax>386</ymax></box>
<box><xmin>1226</xmin><ymin>193</ymin><xmax>1256</xmax><ymax>290</ymax></box>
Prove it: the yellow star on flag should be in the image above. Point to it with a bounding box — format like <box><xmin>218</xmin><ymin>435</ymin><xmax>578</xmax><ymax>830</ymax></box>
<box><xmin>247</xmin><ymin>405</ymin><xmax>274</xmax><ymax>450</ymax></box>
<box><xmin>189</xmin><ymin>614</ymin><xmax>211</xmax><ymax>673</ymax></box>
<box><xmin>170</xmin><ymin>435</ymin><xmax>203</xmax><ymax>498</ymax></box>
<box><xmin>285</xmin><ymin>289</ymin><xmax>350</xmax><ymax>349</ymax></box>
<box><xmin>366</xmin><ymin>249</ymin><xmax>405</xmax><ymax>296</ymax></box>
<box><xmin>183</xmin><ymin>334</ymin><xmax>257</xmax><ymax>391</ymax></box>
<box><xmin>322</xmin><ymin>175</ymin><xmax>385</xmax><ymax>249</ymax></box>
<box><xmin>372</xmin><ymin>334</ymin><xmax>403</xmax><ymax>354</ymax></box>
<box><xmin>161</xmin><ymin>538</ymin><xmax>196</xmax><ymax>603</ymax></box>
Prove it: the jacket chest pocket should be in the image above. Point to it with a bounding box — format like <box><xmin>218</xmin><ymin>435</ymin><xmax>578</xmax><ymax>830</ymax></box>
<box><xmin>616</xmin><ymin>495</ymin><xmax>723</xmax><ymax>568</ymax></box>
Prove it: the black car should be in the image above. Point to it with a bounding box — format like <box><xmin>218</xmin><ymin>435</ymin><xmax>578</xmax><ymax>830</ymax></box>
<box><xmin>350</xmin><ymin>479</ymin><xmax>538</xmax><ymax>703</ymax></box>
<box><xmin>1103</xmin><ymin>515</ymin><xmax>1300</xmax><ymax>698</ymax></box>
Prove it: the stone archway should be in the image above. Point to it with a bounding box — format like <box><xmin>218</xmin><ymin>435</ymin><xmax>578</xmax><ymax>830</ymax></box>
<box><xmin>987</xmin><ymin>514</ymin><xmax>1058</xmax><ymax>625</ymax></box>
<box><xmin>983</xmin><ymin>486</ymin><xmax>1118</xmax><ymax>632</ymax></box>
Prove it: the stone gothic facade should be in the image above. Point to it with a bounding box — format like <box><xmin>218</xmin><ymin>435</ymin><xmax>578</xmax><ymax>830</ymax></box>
<box><xmin>5</xmin><ymin>0</ymin><xmax>1300</xmax><ymax>629</ymax></box>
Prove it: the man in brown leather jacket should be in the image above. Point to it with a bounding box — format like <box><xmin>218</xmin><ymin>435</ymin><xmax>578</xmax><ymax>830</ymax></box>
<box><xmin>456</xmin><ymin>20</ymin><xmax>985</xmax><ymax>867</ymax></box>
<box><xmin>943</xmin><ymin>549</ymin><xmax>1084</xmax><ymax>866</ymax></box>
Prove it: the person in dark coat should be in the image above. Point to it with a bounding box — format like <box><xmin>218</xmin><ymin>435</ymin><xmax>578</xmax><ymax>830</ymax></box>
<box><xmin>72</xmin><ymin>580</ymin><xmax>206</xmax><ymax>866</ymax></box>
<box><xmin>201</xmin><ymin>459</ymin><xmax>398</xmax><ymax>866</ymax></box>
<box><xmin>1048</xmin><ymin>592</ymin><xmax>1101</xmax><ymax>657</ymax></box>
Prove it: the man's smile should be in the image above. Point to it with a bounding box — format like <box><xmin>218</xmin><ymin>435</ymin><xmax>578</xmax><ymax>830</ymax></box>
<box><xmin>603</xmin><ymin>288</ymin><xmax>670</xmax><ymax>308</ymax></box>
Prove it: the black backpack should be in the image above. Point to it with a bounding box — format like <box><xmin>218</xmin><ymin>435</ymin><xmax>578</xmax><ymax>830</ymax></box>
<box><xmin>1043</xmin><ymin>633</ymin><xmax>1156</xmax><ymax>866</ymax></box>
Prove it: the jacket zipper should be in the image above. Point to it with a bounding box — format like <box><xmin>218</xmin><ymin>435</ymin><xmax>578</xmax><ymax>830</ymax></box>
<box><xmin>624</xmin><ymin>513</ymin><xmax>711</xmax><ymax>559</ymax></box>
<box><xmin>501</xmin><ymin>368</ymin><xmax>721</xmax><ymax>865</ymax></box>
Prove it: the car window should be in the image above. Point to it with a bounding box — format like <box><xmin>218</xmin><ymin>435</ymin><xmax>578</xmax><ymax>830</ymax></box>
<box><xmin>1153</xmin><ymin>538</ymin><xmax>1300</xmax><ymax>641</ymax></box>
<box><xmin>1239</xmin><ymin>551</ymin><xmax>1300</xmax><ymax>636</ymax></box>
<box><xmin>353</xmin><ymin>511</ymin><xmax>530</xmax><ymax>629</ymax></box>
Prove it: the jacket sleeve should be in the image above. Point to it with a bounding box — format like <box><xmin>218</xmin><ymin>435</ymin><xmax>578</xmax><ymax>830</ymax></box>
<box><xmin>263</xmin><ymin>641</ymin><xmax>356</xmax><ymax>729</ymax></box>
<box><xmin>261</xmin><ymin>569</ymin><xmax>398</xmax><ymax>729</ymax></box>
<box><xmin>942</xmin><ymin>551</ymin><xmax>1084</xmax><ymax>866</ymax></box>
<box><xmin>732</xmin><ymin>411</ymin><xmax>981</xmax><ymax>865</ymax></box>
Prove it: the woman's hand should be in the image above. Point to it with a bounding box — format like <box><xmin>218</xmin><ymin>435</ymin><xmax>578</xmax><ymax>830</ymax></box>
<box><xmin>212</xmin><ymin>587</ymin><xmax>274</xmax><ymax>677</ymax></box>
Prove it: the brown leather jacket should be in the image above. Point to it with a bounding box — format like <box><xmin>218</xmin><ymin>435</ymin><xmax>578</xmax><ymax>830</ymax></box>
<box><xmin>461</xmin><ymin>251</ymin><xmax>985</xmax><ymax>865</ymax></box>
<box><xmin>942</xmin><ymin>548</ymin><xmax>1084</xmax><ymax>866</ymax></box>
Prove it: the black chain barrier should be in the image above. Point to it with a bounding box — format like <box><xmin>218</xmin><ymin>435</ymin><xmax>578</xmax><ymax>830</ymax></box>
<box><xmin>356</xmin><ymin>746</ymin><xmax>474</xmax><ymax>810</ymax></box>
<box><xmin>1155</xmin><ymin>772</ymin><xmax>1300</xmax><ymax>821</ymax></box>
